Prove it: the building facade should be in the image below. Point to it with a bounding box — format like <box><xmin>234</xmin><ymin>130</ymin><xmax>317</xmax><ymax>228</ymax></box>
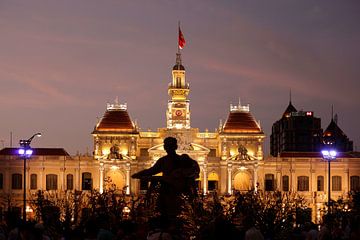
<box><xmin>268</xmin><ymin>101</ymin><xmax>359</xmax><ymax>221</ymax></box>
<box><xmin>0</xmin><ymin>51</ymin><xmax>359</xmax><ymax>222</ymax></box>
<box><xmin>90</xmin><ymin>52</ymin><xmax>265</xmax><ymax>195</ymax></box>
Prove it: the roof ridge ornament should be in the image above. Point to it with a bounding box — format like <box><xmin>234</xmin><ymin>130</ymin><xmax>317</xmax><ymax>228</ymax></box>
<box><xmin>107</xmin><ymin>100</ymin><xmax>127</xmax><ymax>111</ymax></box>
<box><xmin>219</xmin><ymin>119</ymin><xmax>223</xmax><ymax>131</ymax></box>
<box><xmin>230</xmin><ymin>102</ymin><xmax>250</xmax><ymax>112</ymax></box>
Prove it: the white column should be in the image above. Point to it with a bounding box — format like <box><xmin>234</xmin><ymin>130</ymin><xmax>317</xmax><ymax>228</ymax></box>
<box><xmin>60</xmin><ymin>168</ymin><xmax>65</xmax><ymax>191</ymax></box>
<box><xmin>276</xmin><ymin>170</ymin><xmax>282</xmax><ymax>191</ymax></box>
<box><xmin>99</xmin><ymin>163</ymin><xmax>104</xmax><ymax>194</ymax></box>
<box><xmin>39</xmin><ymin>166</ymin><xmax>44</xmax><ymax>190</ymax></box>
<box><xmin>75</xmin><ymin>156</ymin><xmax>81</xmax><ymax>190</ymax></box>
<box><xmin>257</xmin><ymin>139</ymin><xmax>263</xmax><ymax>160</ymax></box>
<box><xmin>227</xmin><ymin>165</ymin><xmax>232</xmax><ymax>195</ymax></box>
<box><xmin>344</xmin><ymin>169</ymin><xmax>349</xmax><ymax>196</ymax></box>
<box><xmin>75</xmin><ymin>168</ymin><xmax>79</xmax><ymax>190</ymax></box>
<box><xmin>125</xmin><ymin>162</ymin><xmax>131</xmax><ymax>195</ymax></box>
<box><xmin>310</xmin><ymin>169</ymin><xmax>315</xmax><ymax>195</ymax></box>
<box><xmin>291</xmin><ymin>169</ymin><xmax>296</xmax><ymax>192</ymax></box>
<box><xmin>254</xmin><ymin>164</ymin><xmax>258</xmax><ymax>192</ymax></box>
<box><xmin>203</xmin><ymin>164</ymin><xmax>207</xmax><ymax>194</ymax></box>
<box><xmin>221</xmin><ymin>139</ymin><xmax>227</xmax><ymax>160</ymax></box>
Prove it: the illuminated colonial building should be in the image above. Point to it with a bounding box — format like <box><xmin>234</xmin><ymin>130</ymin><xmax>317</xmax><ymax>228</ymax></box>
<box><xmin>0</xmin><ymin>51</ymin><xmax>359</xmax><ymax>222</ymax></box>
<box><xmin>91</xmin><ymin>52</ymin><xmax>265</xmax><ymax>195</ymax></box>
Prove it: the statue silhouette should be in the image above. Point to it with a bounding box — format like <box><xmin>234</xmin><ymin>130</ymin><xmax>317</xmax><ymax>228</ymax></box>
<box><xmin>132</xmin><ymin>137</ymin><xmax>200</xmax><ymax>218</ymax></box>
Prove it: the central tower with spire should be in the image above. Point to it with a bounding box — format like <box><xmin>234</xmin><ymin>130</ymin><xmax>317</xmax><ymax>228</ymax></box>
<box><xmin>166</xmin><ymin>28</ymin><xmax>190</xmax><ymax>129</ymax></box>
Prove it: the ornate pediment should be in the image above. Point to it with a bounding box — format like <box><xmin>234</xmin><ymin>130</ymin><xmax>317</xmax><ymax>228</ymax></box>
<box><xmin>231</xmin><ymin>145</ymin><xmax>257</xmax><ymax>161</ymax></box>
<box><xmin>148</xmin><ymin>142</ymin><xmax>210</xmax><ymax>161</ymax></box>
<box><xmin>107</xmin><ymin>144</ymin><xmax>122</xmax><ymax>160</ymax></box>
<box><xmin>97</xmin><ymin>144</ymin><xmax>131</xmax><ymax>161</ymax></box>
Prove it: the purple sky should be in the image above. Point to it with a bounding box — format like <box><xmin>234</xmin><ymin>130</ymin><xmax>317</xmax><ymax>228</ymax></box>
<box><xmin>0</xmin><ymin>0</ymin><xmax>359</xmax><ymax>155</ymax></box>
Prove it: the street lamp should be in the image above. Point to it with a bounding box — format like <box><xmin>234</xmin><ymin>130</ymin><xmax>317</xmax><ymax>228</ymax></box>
<box><xmin>18</xmin><ymin>132</ymin><xmax>41</xmax><ymax>221</ymax></box>
<box><xmin>321</xmin><ymin>148</ymin><xmax>337</xmax><ymax>208</ymax></box>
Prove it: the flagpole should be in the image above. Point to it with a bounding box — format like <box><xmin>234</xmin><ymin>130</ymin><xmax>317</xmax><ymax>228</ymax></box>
<box><xmin>177</xmin><ymin>21</ymin><xmax>181</xmax><ymax>70</ymax></box>
<box><xmin>178</xmin><ymin>21</ymin><xmax>180</xmax><ymax>54</ymax></box>
<box><xmin>177</xmin><ymin>21</ymin><xmax>186</xmax><ymax>69</ymax></box>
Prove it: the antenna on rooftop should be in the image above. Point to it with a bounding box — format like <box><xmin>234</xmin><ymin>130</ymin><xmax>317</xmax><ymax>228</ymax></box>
<box><xmin>334</xmin><ymin>114</ymin><xmax>338</xmax><ymax>124</ymax></box>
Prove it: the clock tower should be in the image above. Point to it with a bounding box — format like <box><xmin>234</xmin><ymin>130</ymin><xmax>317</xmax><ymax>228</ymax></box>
<box><xmin>166</xmin><ymin>52</ymin><xmax>190</xmax><ymax>129</ymax></box>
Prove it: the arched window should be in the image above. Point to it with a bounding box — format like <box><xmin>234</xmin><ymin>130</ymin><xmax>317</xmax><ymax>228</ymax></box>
<box><xmin>82</xmin><ymin>172</ymin><xmax>92</xmax><ymax>190</ymax></box>
<box><xmin>332</xmin><ymin>176</ymin><xmax>342</xmax><ymax>191</ymax></box>
<box><xmin>67</xmin><ymin>174</ymin><xmax>74</xmax><ymax>190</ymax></box>
<box><xmin>12</xmin><ymin>174</ymin><xmax>22</xmax><ymax>189</ymax></box>
<box><xmin>208</xmin><ymin>172</ymin><xmax>219</xmax><ymax>191</ymax></box>
<box><xmin>30</xmin><ymin>174</ymin><xmax>37</xmax><ymax>190</ymax></box>
<box><xmin>282</xmin><ymin>175</ymin><xmax>289</xmax><ymax>192</ymax></box>
<box><xmin>350</xmin><ymin>176</ymin><xmax>360</xmax><ymax>191</ymax></box>
<box><xmin>317</xmin><ymin>176</ymin><xmax>324</xmax><ymax>191</ymax></box>
<box><xmin>297</xmin><ymin>176</ymin><xmax>309</xmax><ymax>191</ymax></box>
<box><xmin>46</xmin><ymin>174</ymin><xmax>58</xmax><ymax>190</ymax></box>
<box><xmin>265</xmin><ymin>174</ymin><xmax>275</xmax><ymax>191</ymax></box>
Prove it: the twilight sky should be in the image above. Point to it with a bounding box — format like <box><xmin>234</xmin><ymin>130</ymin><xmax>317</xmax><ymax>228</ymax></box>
<box><xmin>0</xmin><ymin>0</ymin><xmax>359</xmax><ymax>155</ymax></box>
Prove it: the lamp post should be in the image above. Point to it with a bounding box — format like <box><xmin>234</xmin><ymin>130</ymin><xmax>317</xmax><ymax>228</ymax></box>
<box><xmin>321</xmin><ymin>149</ymin><xmax>337</xmax><ymax>208</ymax></box>
<box><xmin>18</xmin><ymin>133</ymin><xmax>41</xmax><ymax>221</ymax></box>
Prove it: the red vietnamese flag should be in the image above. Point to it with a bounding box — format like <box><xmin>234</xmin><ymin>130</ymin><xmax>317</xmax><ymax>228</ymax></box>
<box><xmin>178</xmin><ymin>27</ymin><xmax>186</xmax><ymax>49</ymax></box>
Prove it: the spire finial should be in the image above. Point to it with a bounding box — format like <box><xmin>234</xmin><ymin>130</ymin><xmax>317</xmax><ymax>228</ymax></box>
<box><xmin>331</xmin><ymin>105</ymin><xmax>334</xmax><ymax>120</ymax></box>
<box><xmin>289</xmin><ymin>89</ymin><xmax>292</xmax><ymax>103</ymax></box>
<box><xmin>176</xmin><ymin>52</ymin><xmax>182</xmax><ymax>66</ymax></box>
<box><xmin>334</xmin><ymin>113</ymin><xmax>338</xmax><ymax>124</ymax></box>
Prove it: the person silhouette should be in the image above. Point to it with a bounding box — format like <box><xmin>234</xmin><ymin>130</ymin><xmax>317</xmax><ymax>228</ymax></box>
<box><xmin>132</xmin><ymin>137</ymin><xmax>200</xmax><ymax>218</ymax></box>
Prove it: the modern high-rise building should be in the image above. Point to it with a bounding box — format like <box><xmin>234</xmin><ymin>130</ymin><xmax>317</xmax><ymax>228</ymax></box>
<box><xmin>270</xmin><ymin>101</ymin><xmax>323</xmax><ymax>156</ymax></box>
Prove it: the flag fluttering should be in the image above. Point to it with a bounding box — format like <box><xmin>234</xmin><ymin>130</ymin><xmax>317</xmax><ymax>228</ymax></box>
<box><xmin>178</xmin><ymin>27</ymin><xmax>186</xmax><ymax>49</ymax></box>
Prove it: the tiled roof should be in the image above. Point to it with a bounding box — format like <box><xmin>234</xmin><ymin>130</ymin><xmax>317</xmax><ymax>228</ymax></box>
<box><xmin>93</xmin><ymin>109</ymin><xmax>137</xmax><ymax>133</ymax></box>
<box><xmin>223</xmin><ymin>111</ymin><xmax>263</xmax><ymax>133</ymax></box>
<box><xmin>0</xmin><ymin>148</ymin><xmax>70</xmax><ymax>156</ymax></box>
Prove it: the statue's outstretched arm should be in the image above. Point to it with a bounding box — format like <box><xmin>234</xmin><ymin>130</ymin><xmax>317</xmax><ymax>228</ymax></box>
<box><xmin>131</xmin><ymin>160</ymin><xmax>162</xmax><ymax>179</ymax></box>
